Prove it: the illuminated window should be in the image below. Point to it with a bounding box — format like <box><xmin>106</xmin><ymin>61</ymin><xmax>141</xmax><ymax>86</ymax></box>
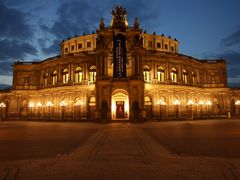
<box><xmin>89</xmin><ymin>66</ymin><xmax>96</xmax><ymax>83</ymax></box>
<box><xmin>87</xmin><ymin>42</ymin><xmax>91</xmax><ymax>48</ymax></box>
<box><xmin>144</xmin><ymin>96</ymin><xmax>152</xmax><ymax>105</ymax></box>
<box><xmin>89</xmin><ymin>97</ymin><xmax>96</xmax><ymax>106</ymax></box>
<box><xmin>192</xmin><ymin>71</ymin><xmax>196</xmax><ymax>84</ymax></box>
<box><xmin>165</xmin><ymin>44</ymin><xmax>168</xmax><ymax>50</ymax></box>
<box><xmin>143</xmin><ymin>65</ymin><xmax>151</xmax><ymax>82</ymax></box>
<box><xmin>211</xmin><ymin>74</ymin><xmax>216</xmax><ymax>83</ymax></box>
<box><xmin>148</xmin><ymin>41</ymin><xmax>152</xmax><ymax>48</ymax></box>
<box><xmin>52</xmin><ymin>71</ymin><xmax>57</xmax><ymax>85</ymax></box>
<box><xmin>183</xmin><ymin>69</ymin><xmax>188</xmax><ymax>84</ymax></box>
<box><xmin>170</xmin><ymin>67</ymin><xmax>177</xmax><ymax>82</ymax></box>
<box><xmin>78</xmin><ymin>43</ymin><xmax>82</xmax><ymax>49</ymax></box>
<box><xmin>62</xmin><ymin>68</ymin><xmax>69</xmax><ymax>84</ymax></box>
<box><xmin>75</xmin><ymin>67</ymin><xmax>83</xmax><ymax>83</ymax></box>
<box><xmin>43</xmin><ymin>73</ymin><xmax>48</xmax><ymax>86</ymax></box>
<box><xmin>157</xmin><ymin>66</ymin><xmax>165</xmax><ymax>82</ymax></box>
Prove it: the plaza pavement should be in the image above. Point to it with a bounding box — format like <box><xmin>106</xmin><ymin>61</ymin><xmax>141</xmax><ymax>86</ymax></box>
<box><xmin>0</xmin><ymin>120</ymin><xmax>240</xmax><ymax>179</ymax></box>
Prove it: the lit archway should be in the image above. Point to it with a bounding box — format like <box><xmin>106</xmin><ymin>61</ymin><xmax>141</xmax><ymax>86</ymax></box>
<box><xmin>111</xmin><ymin>89</ymin><xmax>129</xmax><ymax>120</ymax></box>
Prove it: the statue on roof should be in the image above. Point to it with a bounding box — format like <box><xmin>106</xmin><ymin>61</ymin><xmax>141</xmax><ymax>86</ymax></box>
<box><xmin>110</xmin><ymin>6</ymin><xmax>128</xmax><ymax>29</ymax></box>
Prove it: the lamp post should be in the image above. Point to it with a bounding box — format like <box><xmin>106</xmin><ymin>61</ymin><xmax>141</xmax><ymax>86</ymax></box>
<box><xmin>46</xmin><ymin>101</ymin><xmax>53</xmax><ymax>120</ymax></box>
<box><xmin>37</xmin><ymin>102</ymin><xmax>42</xmax><ymax>119</ymax></box>
<box><xmin>157</xmin><ymin>99</ymin><xmax>166</xmax><ymax>120</ymax></box>
<box><xmin>187</xmin><ymin>100</ymin><xmax>194</xmax><ymax>119</ymax></box>
<box><xmin>29</xmin><ymin>102</ymin><xmax>34</xmax><ymax>118</ymax></box>
<box><xmin>173</xmin><ymin>99</ymin><xmax>181</xmax><ymax>120</ymax></box>
<box><xmin>74</xmin><ymin>100</ymin><xmax>83</xmax><ymax>121</ymax></box>
<box><xmin>206</xmin><ymin>100</ymin><xmax>212</xmax><ymax>118</ymax></box>
<box><xmin>0</xmin><ymin>102</ymin><xmax>6</xmax><ymax>121</ymax></box>
<box><xmin>235</xmin><ymin>100</ymin><xmax>240</xmax><ymax>116</ymax></box>
<box><xmin>198</xmin><ymin>100</ymin><xmax>204</xmax><ymax>119</ymax></box>
<box><xmin>60</xmin><ymin>101</ymin><xmax>67</xmax><ymax>121</ymax></box>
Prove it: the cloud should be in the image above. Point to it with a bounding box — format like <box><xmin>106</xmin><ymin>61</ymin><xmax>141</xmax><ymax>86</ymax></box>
<box><xmin>0</xmin><ymin>39</ymin><xmax>37</xmax><ymax>60</ymax></box>
<box><xmin>0</xmin><ymin>61</ymin><xmax>13</xmax><ymax>76</ymax></box>
<box><xmin>0</xmin><ymin>75</ymin><xmax>12</xmax><ymax>87</ymax></box>
<box><xmin>41</xmin><ymin>40</ymin><xmax>60</xmax><ymax>55</ymax></box>
<box><xmin>0</xmin><ymin>2</ymin><xmax>33</xmax><ymax>40</ymax></box>
<box><xmin>228</xmin><ymin>75</ymin><xmax>240</xmax><ymax>84</ymax></box>
<box><xmin>39</xmin><ymin>0</ymin><xmax>163</xmax><ymax>55</ymax></box>
<box><xmin>221</xmin><ymin>29</ymin><xmax>240</xmax><ymax>47</ymax></box>
<box><xmin>212</xmin><ymin>51</ymin><xmax>240</xmax><ymax>87</ymax></box>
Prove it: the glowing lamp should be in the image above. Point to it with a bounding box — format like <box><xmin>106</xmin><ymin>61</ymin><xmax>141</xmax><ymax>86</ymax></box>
<box><xmin>60</xmin><ymin>101</ymin><xmax>67</xmax><ymax>107</ymax></box>
<box><xmin>46</xmin><ymin>101</ymin><xmax>53</xmax><ymax>107</ymax></box>
<box><xmin>0</xmin><ymin>102</ymin><xmax>6</xmax><ymax>107</ymax></box>
<box><xmin>157</xmin><ymin>99</ymin><xmax>166</xmax><ymax>105</ymax></box>
<box><xmin>173</xmin><ymin>99</ymin><xmax>181</xmax><ymax>105</ymax></box>
<box><xmin>187</xmin><ymin>100</ymin><xmax>194</xmax><ymax>105</ymax></box>
<box><xmin>29</xmin><ymin>102</ymin><xmax>34</xmax><ymax>108</ymax></box>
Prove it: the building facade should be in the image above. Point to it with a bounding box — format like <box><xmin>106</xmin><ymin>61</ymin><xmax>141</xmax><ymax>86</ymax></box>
<box><xmin>0</xmin><ymin>6</ymin><xmax>240</xmax><ymax>121</ymax></box>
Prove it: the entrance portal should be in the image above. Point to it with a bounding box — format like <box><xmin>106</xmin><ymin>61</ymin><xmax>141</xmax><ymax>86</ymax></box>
<box><xmin>111</xmin><ymin>89</ymin><xmax>129</xmax><ymax>120</ymax></box>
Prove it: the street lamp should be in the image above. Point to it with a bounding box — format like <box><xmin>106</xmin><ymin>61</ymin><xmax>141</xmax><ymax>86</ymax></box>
<box><xmin>0</xmin><ymin>102</ymin><xmax>6</xmax><ymax>121</ymax></box>
<box><xmin>37</xmin><ymin>102</ymin><xmax>42</xmax><ymax>119</ymax></box>
<box><xmin>235</xmin><ymin>100</ymin><xmax>240</xmax><ymax>116</ymax></box>
<box><xmin>206</xmin><ymin>100</ymin><xmax>212</xmax><ymax>118</ymax></box>
<box><xmin>157</xmin><ymin>99</ymin><xmax>166</xmax><ymax>120</ymax></box>
<box><xmin>29</xmin><ymin>102</ymin><xmax>34</xmax><ymax>117</ymax></box>
<box><xmin>60</xmin><ymin>101</ymin><xmax>67</xmax><ymax>121</ymax></box>
<box><xmin>46</xmin><ymin>101</ymin><xmax>53</xmax><ymax>120</ymax></box>
<box><xmin>74</xmin><ymin>100</ymin><xmax>83</xmax><ymax>121</ymax></box>
<box><xmin>187</xmin><ymin>99</ymin><xmax>194</xmax><ymax>119</ymax></box>
<box><xmin>198</xmin><ymin>100</ymin><xmax>204</xmax><ymax>119</ymax></box>
<box><xmin>173</xmin><ymin>99</ymin><xmax>181</xmax><ymax>120</ymax></box>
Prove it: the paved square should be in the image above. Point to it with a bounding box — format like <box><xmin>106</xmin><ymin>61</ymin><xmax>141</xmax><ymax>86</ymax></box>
<box><xmin>0</xmin><ymin>120</ymin><xmax>240</xmax><ymax>179</ymax></box>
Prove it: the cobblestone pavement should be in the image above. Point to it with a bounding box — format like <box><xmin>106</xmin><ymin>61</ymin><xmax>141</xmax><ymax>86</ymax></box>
<box><xmin>0</xmin><ymin>120</ymin><xmax>240</xmax><ymax>179</ymax></box>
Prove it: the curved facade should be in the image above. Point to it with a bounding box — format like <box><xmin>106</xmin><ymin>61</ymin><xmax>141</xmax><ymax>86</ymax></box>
<box><xmin>0</xmin><ymin>6</ymin><xmax>240</xmax><ymax>121</ymax></box>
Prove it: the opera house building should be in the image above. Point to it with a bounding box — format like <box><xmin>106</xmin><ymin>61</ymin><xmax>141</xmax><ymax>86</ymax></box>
<box><xmin>0</xmin><ymin>6</ymin><xmax>240</xmax><ymax>122</ymax></box>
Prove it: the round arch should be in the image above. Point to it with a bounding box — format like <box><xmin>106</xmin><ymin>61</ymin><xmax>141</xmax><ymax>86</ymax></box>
<box><xmin>111</xmin><ymin>89</ymin><xmax>129</xmax><ymax>120</ymax></box>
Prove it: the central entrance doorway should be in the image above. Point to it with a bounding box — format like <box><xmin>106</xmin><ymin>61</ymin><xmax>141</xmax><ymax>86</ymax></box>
<box><xmin>111</xmin><ymin>89</ymin><xmax>129</xmax><ymax>120</ymax></box>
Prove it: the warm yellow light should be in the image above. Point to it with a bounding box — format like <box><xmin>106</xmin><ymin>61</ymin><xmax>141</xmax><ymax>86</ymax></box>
<box><xmin>46</xmin><ymin>101</ymin><xmax>53</xmax><ymax>107</ymax></box>
<box><xmin>111</xmin><ymin>102</ymin><xmax>116</xmax><ymax>117</ymax></box>
<box><xmin>37</xmin><ymin>102</ymin><xmax>42</xmax><ymax>107</ymax></box>
<box><xmin>198</xmin><ymin>100</ymin><xmax>204</xmax><ymax>105</ymax></box>
<box><xmin>173</xmin><ymin>99</ymin><xmax>180</xmax><ymax>105</ymax></box>
<box><xmin>60</xmin><ymin>101</ymin><xmax>67</xmax><ymax>107</ymax></box>
<box><xmin>206</xmin><ymin>100</ymin><xmax>212</xmax><ymax>105</ymax></box>
<box><xmin>157</xmin><ymin>99</ymin><xmax>166</xmax><ymax>105</ymax></box>
<box><xmin>235</xmin><ymin>100</ymin><xmax>240</xmax><ymax>105</ymax></box>
<box><xmin>29</xmin><ymin>102</ymin><xmax>34</xmax><ymax>108</ymax></box>
<box><xmin>0</xmin><ymin>102</ymin><xmax>6</xmax><ymax>107</ymax></box>
<box><xmin>74</xmin><ymin>100</ymin><xmax>83</xmax><ymax>106</ymax></box>
<box><xmin>187</xmin><ymin>100</ymin><xmax>194</xmax><ymax>105</ymax></box>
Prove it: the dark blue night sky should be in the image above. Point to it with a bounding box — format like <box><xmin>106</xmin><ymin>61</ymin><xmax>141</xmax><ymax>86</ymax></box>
<box><xmin>0</xmin><ymin>0</ymin><xmax>239</xmax><ymax>87</ymax></box>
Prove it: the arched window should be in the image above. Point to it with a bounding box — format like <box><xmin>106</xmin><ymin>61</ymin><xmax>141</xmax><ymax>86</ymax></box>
<box><xmin>62</xmin><ymin>68</ymin><xmax>69</xmax><ymax>84</ymax></box>
<box><xmin>192</xmin><ymin>71</ymin><xmax>196</xmax><ymax>84</ymax></box>
<box><xmin>144</xmin><ymin>96</ymin><xmax>152</xmax><ymax>105</ymax></box>
<box><xmin>52</xmin><ymin>71</ymin><xmax>57</xmax><ymax>85</ymax></box>
<box><xmin>143</xmin><ymin>65</ymin><xmax>150</xmax><ymax>82</ymax></box>
<box><xmin>170</xmin><ymin>67</ymin><xmax>177</xmax><ymax>82</ymax></box>
<box><xmin>89</xmin><ymin>66</ymin><xmax>96</xmax><ymax>83</ymax></box>
<box><xmin>89</xmin><ymin>97</ymin><xmax>96</xmax><ymax>106</ymax></box>
<box><xmin>182</xmin><ymin>69</ymin><xmax>188</xmax><ymax>84</ymax></box>
<box><xmin>211</xmin><ymin>73</ymin><xmax>216</xmax><ymax>83</ymax></box>
<box><xmin>43</xmin><ymin>73</ymin><xmax>48</xmax><ymax>86</ymax></box>
<box><xmin>75</xmin><ymin>67</ymin><xmax>83</xmax><ymax>83</ymax></box>
<box><xmin>157</xmin><ymin>66</ymin><xmax>165</xmax><ymax>82</ymax></box>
